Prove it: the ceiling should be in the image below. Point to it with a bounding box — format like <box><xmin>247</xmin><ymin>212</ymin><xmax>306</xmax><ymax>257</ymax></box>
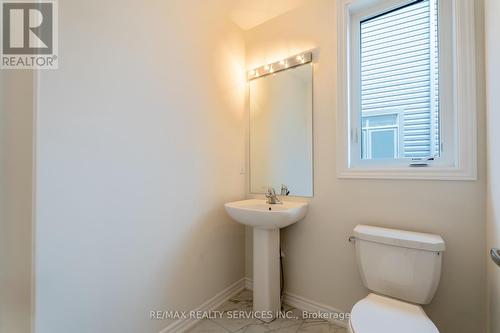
<box><xmin>228</xmin><ymin>0</ymin><xmax>307</xmax><ymax>30</ymax></box>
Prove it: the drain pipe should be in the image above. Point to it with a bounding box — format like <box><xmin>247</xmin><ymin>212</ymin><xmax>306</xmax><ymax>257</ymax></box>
<box><xmin>280</xmin><ymin>245</ymin><xmax>285</xmax><ymax>310</ymax></box>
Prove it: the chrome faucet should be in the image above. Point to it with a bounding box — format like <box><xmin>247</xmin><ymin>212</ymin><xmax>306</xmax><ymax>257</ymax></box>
<box><xmin>280</xmin><ymin>185</ymin><xmax>290</xmax><ymax>196</ymax></box>
<box><xmin>265</xmin><ymin>187</ymin><xmax>282</xmax><ymax>204</ymax></box>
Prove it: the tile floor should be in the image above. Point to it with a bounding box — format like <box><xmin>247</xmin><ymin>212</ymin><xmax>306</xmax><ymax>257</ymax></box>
<box><xmin>187</xmin><ymin>290</ymin><xmax>347</xmax><ymax>333</ymax></box>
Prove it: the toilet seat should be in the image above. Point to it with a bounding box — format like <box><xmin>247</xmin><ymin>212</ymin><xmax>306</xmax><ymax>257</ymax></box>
<box><xmin>349</xmin><ymin>293</ymin><xmax>439</xmax><ymax>333</ymax></box>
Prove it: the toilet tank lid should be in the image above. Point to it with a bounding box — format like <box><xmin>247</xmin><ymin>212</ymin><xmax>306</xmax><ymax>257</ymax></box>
<box><xmin>353</xmin><ymin>225</ymin><xmax>445</xmax><ymax>252</ymax></box>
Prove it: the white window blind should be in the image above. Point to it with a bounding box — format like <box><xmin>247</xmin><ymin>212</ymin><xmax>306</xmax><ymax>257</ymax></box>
<box><xmin>360</xmin><ymin>0</ymin><xmax>440</xmax><ymax>159</ymax></box>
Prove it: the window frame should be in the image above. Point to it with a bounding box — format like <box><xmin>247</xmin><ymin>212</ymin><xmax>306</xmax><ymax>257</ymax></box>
<box><xmin>336</xmin><ymin>0</ymin><xmax>477</xmax><ymax>180</ymax></box>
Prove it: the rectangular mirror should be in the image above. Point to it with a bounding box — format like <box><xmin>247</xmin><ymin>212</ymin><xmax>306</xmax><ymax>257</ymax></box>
<box><xmin>249</xmin><ymin>62</ymin><xmax>313</xmax><ymax>197</ymax></box>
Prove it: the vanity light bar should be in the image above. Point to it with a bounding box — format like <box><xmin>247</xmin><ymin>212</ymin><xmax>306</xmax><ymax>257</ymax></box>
<box><xmin>247</xmin><ymin>52</ymin><xmax>312</xmax><ymax>80</ymax></box>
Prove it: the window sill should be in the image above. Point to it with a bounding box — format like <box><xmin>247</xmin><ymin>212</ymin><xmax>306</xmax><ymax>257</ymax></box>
<box><xmin>337</xmin><ymin>166</ymin><xmax>477</xmax><ymax>181</ymax></box>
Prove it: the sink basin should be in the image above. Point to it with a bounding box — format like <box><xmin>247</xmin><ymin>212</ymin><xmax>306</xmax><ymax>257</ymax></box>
<box><xmin>224</xmin><ymin>198</ymin><xmax>309</xmax><ymax>321</ymax></box>
<box><xmin>224</xmin><ymin>199</ymin><xmax>308</xmax><ymax>229</ymax></box>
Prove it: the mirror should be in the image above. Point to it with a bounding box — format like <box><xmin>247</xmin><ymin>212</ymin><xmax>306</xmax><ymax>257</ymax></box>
<box><xmin>249</xmin><ymin>63</ymin><xmax>313</xmax><ymax>197</ymax></box>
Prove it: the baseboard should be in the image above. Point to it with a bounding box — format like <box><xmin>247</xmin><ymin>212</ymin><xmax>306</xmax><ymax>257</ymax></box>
<box><xmin>244</xmin><ymin>278</ymin><xmax>348</xmax><ymax>328</ymax></box>
<box><xmin>284</xmin><ymin>292</ymin><xmax>348</xmax><ymax>328</ymax></box>
<box><xmin>159</xmin><ymin>278</ymin><xmax>246</xmax><ymax>333</ymax></box>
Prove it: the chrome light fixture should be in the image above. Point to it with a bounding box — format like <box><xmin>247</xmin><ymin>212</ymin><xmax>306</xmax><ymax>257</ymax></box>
<box><xmin>247</xmin><ymin>52</ymin><xmax>312</xmax><ymax>80</ymax></box>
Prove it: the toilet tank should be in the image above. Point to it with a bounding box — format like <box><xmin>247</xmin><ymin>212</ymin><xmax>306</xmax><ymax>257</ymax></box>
<box><xmin>353</xmin><ymin>225</ymin><xmax>445</xmax><ymax>305</ymax></box>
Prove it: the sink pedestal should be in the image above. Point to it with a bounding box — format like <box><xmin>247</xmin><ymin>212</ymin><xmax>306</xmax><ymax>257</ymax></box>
<box><xmin>253</xmin><ymin>228</ymin><xmax>280</xmax><ymax>322</ymax></box>
<box><xmin>224</xmin><ymin>199</ymin><xmax>309</xmax><ymax>322</ymax></box>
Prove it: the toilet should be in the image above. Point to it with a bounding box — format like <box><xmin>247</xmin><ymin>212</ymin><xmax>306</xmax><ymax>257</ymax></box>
<box><xmin>348</xmin><ymin>225</ymin><xmax>445</xmax><ymax>333</ymax></box>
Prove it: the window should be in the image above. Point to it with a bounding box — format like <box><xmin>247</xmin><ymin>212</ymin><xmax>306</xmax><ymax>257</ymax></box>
<box><xmin>337</xmin><ymin>0</ymin><xmax>477</xmax><ymax>180</ymax></box>
<box><xmin>360</xmin><ymin>0</ymin><xmax>439</xmax><ymax>160</ymax></box>
<box><xmin>362</xmin><ymin>112</ymin><xmax>401</xmax><ymax>159</ymax></box>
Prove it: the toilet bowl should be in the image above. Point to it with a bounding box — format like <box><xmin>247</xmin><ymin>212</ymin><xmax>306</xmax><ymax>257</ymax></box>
<box><xmin>347</xmin><ymin>294</ymin><xmax>438</xmax><ymax>333</ymax></box>
<box><xmin>349</xmin><ymin>225</ymin><xmax>445</xmax><ymax>333</ymax></box>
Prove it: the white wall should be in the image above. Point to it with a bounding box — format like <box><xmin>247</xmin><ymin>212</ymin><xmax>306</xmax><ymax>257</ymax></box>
<box><xmin>244</xmin><ymin>1</ymin><xmax>487</xmax><ymax>332</ymax></box>
<box><xmin>34</xmin><ymin>1</ymin><xmax>247</xmax><ymax>332</ymax></box>
<box><xmin>0</xmin><ymin>71</ymin><xmax>34</xmax><ymax>333</ymax></box>
<box><xmin>485</xmin><ymin>0</ymin><xmax>500</xmax><ymax>331</ymax></box>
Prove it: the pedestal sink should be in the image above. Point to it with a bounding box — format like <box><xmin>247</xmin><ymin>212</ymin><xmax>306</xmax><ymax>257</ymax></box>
<box><xmin>224</xmin><ymin>199</ymin><xmax>309</xmax><ymax>321</ymax></box>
